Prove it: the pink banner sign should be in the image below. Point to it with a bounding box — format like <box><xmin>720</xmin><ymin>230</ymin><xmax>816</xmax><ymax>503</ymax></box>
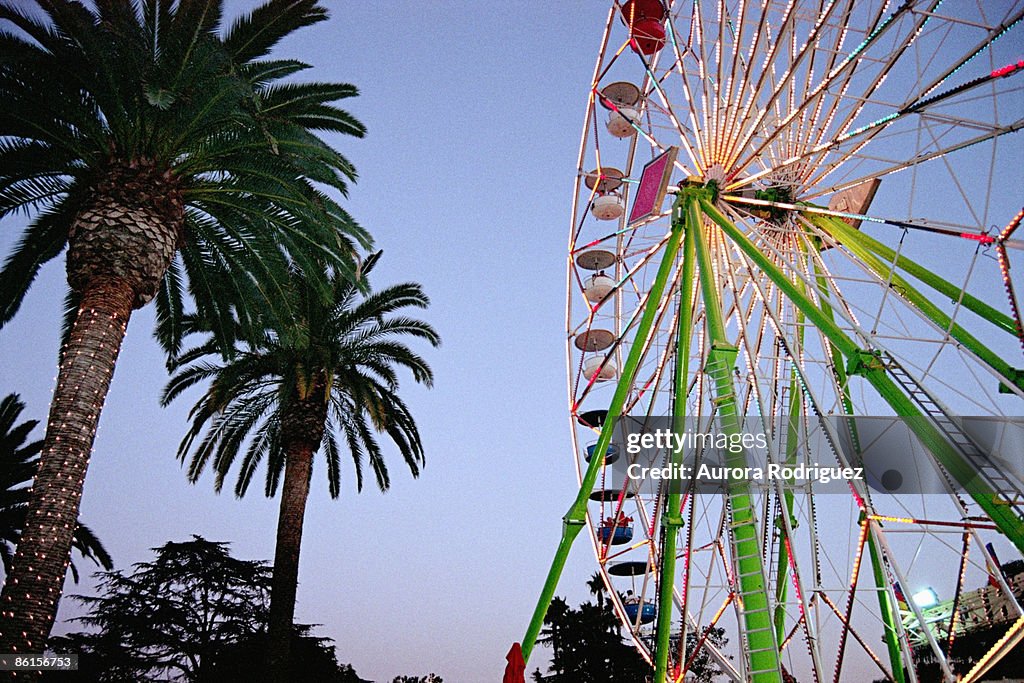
<box><xmin>628</xmin><ymin>146</ymin><xmax>678</xmax><ymax>225</ymax></box>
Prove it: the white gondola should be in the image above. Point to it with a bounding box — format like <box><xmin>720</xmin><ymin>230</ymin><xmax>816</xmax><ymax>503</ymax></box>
<box><xmin>583</xmin><ymin>273</ymin><xmax>615</xmax><ymax>303</ymax></box>
<box><xmin>574</xmin><ymin>328</ymin><xmax>615</xmax><ymax>352</ymax></box>
<box><xmin>599</xmin><ymin>82</ymin><xmax>643</xmax><ymax>138</ymax></box>
<box><xmin>591</xmin><ymin>193</ymin><xmax>624</xmax><ymax>220</ymax></box>
<box><xmin>606</xmin><ymin>107</ymin><xmax>640</xmax><ymax>138</ymax></box>
<box><xmin>583</xmin><ymin>355</ymin><xmax>617</xmax><ymax>381</ymax></box>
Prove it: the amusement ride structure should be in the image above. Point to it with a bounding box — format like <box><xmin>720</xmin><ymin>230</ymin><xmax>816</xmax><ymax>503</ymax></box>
<box><xmin>518</xmin><ymin>1</ymin><xmax>1024</xmax><ymax>681</ymax></box>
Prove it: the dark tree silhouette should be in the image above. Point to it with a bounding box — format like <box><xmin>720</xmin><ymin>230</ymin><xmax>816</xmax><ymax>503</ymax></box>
<box><xmin>209</xmin><ymin>627</ymin><xmax>370</xmax><ymax>683</ymax></box>
<box><xmin>530</xmin><ymin>595</ymin><xmax>649</xmax><ymax>682</ymax></box>
<box><xmin>46</xmin><ymin>536</ymin><xmax>368</xmax><ymax>683</ymax></box>
<box><xmin>531</xmin><ymin>579</ymin><xmax>731</xmax><ymax>683</ymax></box>
<box><xmin>49</xmin><ymin>537</ymin><xmax>271</xmax><ymax>682</ymax></box>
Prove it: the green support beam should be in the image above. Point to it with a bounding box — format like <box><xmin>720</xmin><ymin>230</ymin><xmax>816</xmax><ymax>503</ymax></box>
<box><xmin>805</xmin><ymin>211</ymin><xmax>1017</xmax><ymax>336</ymax></box>
<box><xmin>773</xmin><ymin>347</ymin><xmax>804</xmax><ymax>643</ymax></box>
<box><xmin>690</xmin><ymin>194</ymin><xmax>784</xmax><ymax>682</ymax></box>
<box><xmin>700</xmin><ymin>197</ymin><xmax>1024</xmax><ymax>555</ymax></box>
<box><xmin>868</xmin><ymin>529</ymin><xmax>908</xmax><ymax>683</ymax></box>
<box><xmin>522</xmin><ymin>197</ymin><xmax>688</xmax><ymax>663</ymax></box>
<box><xmin>653</xmin><ymin>212</ymin><xmax>697</xmax><ymax>682</ymax></box>
<box><xmin>812</xmin><ymin>253</ymin><xmax>906</xmax><ymax>683</ymax></box>
<box><xmin>806</xmin><ymin>214</ymin><xmax>1023</xmax><ymax>392</ymax></box>
<box><xmin>811</xmin><ymin>257</ymin><xmax>856</xmax><ymax>419</ymax></box>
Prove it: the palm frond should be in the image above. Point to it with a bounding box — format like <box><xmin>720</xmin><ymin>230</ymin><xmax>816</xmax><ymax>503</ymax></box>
<box><xmin>70</xmin><ymin>521</ymin><xmax>113</xmax><ymax>572</ymax></box>
<box><xmin>154</xmin><ymin>255</ymin><xmax>186</xmax><ymax>359</ymax></box>
<box><xmin>1</xmin><ymin>0</ymin><xmax>368</xmax><ymax>361</ymax></box>
<box><xmin>223</xmin><ymin>0</ymin><xmax>325</xmax><ymax>64</ymax></box>
<box><xmin>0</xmin><ymin>202</ymin><xmax>73</xmax><ymax>326</ymax></box>
<box><xmin>165</xmin><ymin>254</ymin><xmax>438</xmax><ymax>502</ymax></box>
<box><xmin>241</xmin><ymin>59</ymin><xmax>311</xmax><ymax>86</ymax></box>
<box><xmin>58</xmin><ymin>286</ymin><xmax>81</xmax><ymax>364</ymax></box>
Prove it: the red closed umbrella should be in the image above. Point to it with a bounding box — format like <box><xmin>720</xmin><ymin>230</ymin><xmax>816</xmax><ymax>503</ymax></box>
<box><xmin>502</xmin><ymin>642</ymin><xmax>525</xmax><ymax>683</ymax></box>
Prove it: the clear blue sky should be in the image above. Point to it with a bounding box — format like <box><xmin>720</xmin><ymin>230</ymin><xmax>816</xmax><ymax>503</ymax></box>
<box><xmin>0</xmin><ymin>2</ymin><xmax>613</xmax><ymax>681</ymax></box>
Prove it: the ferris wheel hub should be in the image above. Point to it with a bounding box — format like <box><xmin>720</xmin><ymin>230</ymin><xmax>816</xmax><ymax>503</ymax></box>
<box><xmin>704</xmin><ymin>164</ymin><xmax>727</xmax><ymax>186</ymax></box>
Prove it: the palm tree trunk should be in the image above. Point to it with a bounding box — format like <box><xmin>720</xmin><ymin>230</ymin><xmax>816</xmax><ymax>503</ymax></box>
<box><xmin>0</xmin><ymin>276</ymin><xmax>134</xmax><ymax>660</ymax></box>
<box><xmin>266</xmin><ymin>439</ymin><xmax>314</xmax><ymax>681</ymax></box>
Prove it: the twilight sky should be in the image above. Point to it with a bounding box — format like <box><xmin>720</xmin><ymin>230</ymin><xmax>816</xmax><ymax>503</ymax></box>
<box><xmin>2</xmin><ymin>2</ymin><xmax>1023</xmax><ymax>682</ymax></box>
<box><xmin>0</xmin><ymin>2</ymin><xmax>612</xmax><ymax>681</ymax></box>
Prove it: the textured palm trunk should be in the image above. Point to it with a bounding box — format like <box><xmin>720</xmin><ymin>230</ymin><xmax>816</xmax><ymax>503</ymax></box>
<box><xmin>266</xmin><ymin>389</ymin><xmax>326</xmax><ymax>681</ymax></box>
<box><xmin>0</xmin><ymin>161</ymin><xmax>182</xmax><ymax>664</ymax></box>
<box><xmin>0</xmin><ymin>277</ymin><xmax>134</xmax><ymax>660</ymax></box>
<box><xmin>265</xmin><ymin>439</ymin><xmax>315</xmax><ymax>681</ymax></box>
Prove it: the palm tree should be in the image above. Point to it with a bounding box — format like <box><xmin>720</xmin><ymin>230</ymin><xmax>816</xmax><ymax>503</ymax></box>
<box><xmin>163</xmin><ymin>253</ymin><xmax>438</xmax><ymax>679</ymax></box>
<box><xmin>0</xmin><ymin>0</ymin><xmax>368</xmax><ymax>652</ymax></box>
<box><xmin>586</xmin><ymin>571</ymin><xmax>607</xmax><ymax>608</ymax></box>
<box><xmin>0</xmin><ymin>393</ymin><xmax>111</xmax><ymax>583</ymax></box>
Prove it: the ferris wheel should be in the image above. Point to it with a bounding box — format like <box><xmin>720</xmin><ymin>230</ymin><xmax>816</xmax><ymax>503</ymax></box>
<box><xmin>520</xmin><ymin>2</ymin><xmax>1024</xmax><ymax>682</ymax></box>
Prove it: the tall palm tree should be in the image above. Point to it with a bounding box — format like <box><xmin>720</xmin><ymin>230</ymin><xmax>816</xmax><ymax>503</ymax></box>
<box><xmin>163</xmin><ymin>253</ymin><xmax>439</xmax><ymax>679</ymax></box>
<box><xmin>586</xmin><ymin>571</ymin><xmax>607</xmax><ymax>609</ymax></box>
<box><xmin>0</xmin><ymin>0</ymin><xmax>368</xmax><ymax>653</ymax></box>
<box><xmin>0</xmin><ymin>393</ymin><xmax>111</xmax><ymax>583</ymax></box>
